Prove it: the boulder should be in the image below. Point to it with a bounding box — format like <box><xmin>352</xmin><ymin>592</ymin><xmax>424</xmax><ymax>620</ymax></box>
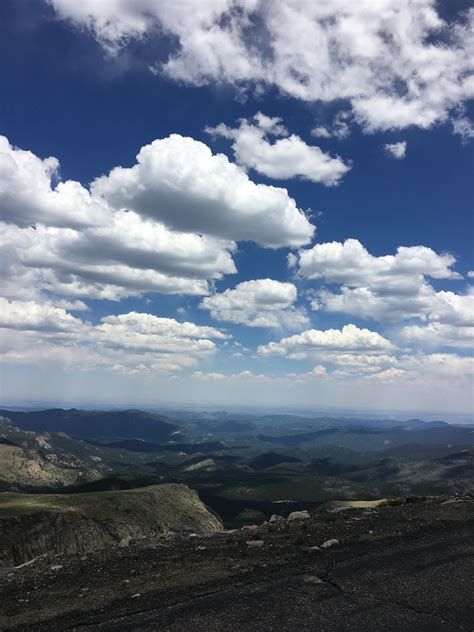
<box><xmin>287</xmin><ymin>510</ymin><xmax>310</xmax><ymax>522</ymax></box>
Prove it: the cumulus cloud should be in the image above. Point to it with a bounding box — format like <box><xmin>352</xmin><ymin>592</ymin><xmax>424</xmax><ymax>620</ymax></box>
<box><xmin>400</xmin><ymin>353</ymin><xmax>474</xmax><ymax>381</ymax></box>
<box><xmin>206</xmin><ymin>113</ymin><xmax>350</xmax><ymax>185</ymax></box>
<box><xmin>50</xmin><ymin>1</ymin><xmax>474</xmax><ymax>134</ymax></box>
<box><xmin>314</xmin><ymin>286</ymin><xmax>473</xmax><ymax>327</ymax></box>
<box><xmin>295</xmin><ymin>239</ymin><xmax>471</xmax><ymax>325</ymax></box>
<box><xmin>0</xmin><ymin>221</ymin><xmax>217</xmax><ymax>301</ymax></box>
<box><xmin>92</xmin><ymin>134</ymin><xmax>314</xmax><ymax>248</ymax></box>
<box><xmin>0</xmin><ymin>136</ymin><xmax>106</xmax><ymax>229</ymax></box>
<box><xmin>297</xmin><ymin>240</ymin><xmax>473</xmax><ymax>350</ymax></box>
<box><xmin>0</xmin><ymin>297</ymin><xmax>86</xmax><ymax>334</ymax></box>
<box><xmin>296</xmin><ymin>239</ymin><xmax>460</xmax><ymax>290</ymax></box>
<box><xmin>0</xmin><ymin>304</ymin><xmax>226</xmax><ymax>373</ymax></box>
<box><xmin>0</xmin><ymin>134</ymin><xmax>316</xmax><ymax>302</ymax></box>
<box><xmin>200</xmin><ymin>278</ymin><xmax>308</xmax><ymax>328</ymax></box>
<box><xmin>384</xmin><ymin>141</ymin><xmax>407</xmax><ymax>159</ymax></box>
<box><xmin>258</xmin><ymin>324</ymin><xmax>394</xmax><ymax>358</ymax></box>
<box><xmin>399</xmin><ymin>323</ymin><xmax>474</xmax><ymax>349</ymax></box>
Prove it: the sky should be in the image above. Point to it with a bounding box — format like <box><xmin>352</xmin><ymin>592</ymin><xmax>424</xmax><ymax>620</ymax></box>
<box><xmin>0</xmin><ymin>0</ymin><xmax>473</xmax><ymax>415</ymax></box>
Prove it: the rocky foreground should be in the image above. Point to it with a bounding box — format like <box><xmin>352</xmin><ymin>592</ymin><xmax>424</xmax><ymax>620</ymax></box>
<box><xmin>0</xmin><ymin>495</ymin><xmax>473</xmax><ymax>631</ymax></box>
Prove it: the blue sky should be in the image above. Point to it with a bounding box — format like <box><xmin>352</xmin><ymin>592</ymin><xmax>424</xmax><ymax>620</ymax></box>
<box><xmin>0</xmin><ymin>0</ymin><xmax>473</xmax><ymax>414</ymax></box>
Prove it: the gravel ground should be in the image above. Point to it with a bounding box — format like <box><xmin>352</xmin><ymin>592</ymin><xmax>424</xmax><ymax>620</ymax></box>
<box><xmin>0</xmin><ymin>496</ymin><xmax>473</xmax><ymax>631</ymax></box>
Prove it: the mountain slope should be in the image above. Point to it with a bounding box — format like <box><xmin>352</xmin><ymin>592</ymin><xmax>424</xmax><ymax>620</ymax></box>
<box><xmin>0</xmin><ymin>409</ymin><xmax>180</xmax><ymax>442</ymax></box>
<box><xmin>0</xmin><ymin>443</ymin><xmax>101</xmax><ymax>492</ymax></box>
<box><xmin>0</xmin><ymin>484</ymin><xmax>223</xmax><ymax>566</ymax></box>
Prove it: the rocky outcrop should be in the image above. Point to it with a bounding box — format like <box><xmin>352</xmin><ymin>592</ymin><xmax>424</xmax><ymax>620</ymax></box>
<box><xmin>0</xmin><ymin>484</ymin><xmax>223</xmax><ymax>566</ymax></box>
<box><xmin>0</xmin><ymin>444</ymin><xmax>101</xmax><ymax>492</ymax></box>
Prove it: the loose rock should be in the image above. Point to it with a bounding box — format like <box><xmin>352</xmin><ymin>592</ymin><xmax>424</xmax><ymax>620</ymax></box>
<box><xmin>287</xmin><ymin>511</ymin><xmax>310</xmax><ymax>522</ymax></box>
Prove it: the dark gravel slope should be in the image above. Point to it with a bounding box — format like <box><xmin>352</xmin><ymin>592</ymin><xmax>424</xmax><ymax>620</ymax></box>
<box><xmin>1</xmin><ymin>496</ymin><xmax>472</xmax><ymax>631</ymax></box>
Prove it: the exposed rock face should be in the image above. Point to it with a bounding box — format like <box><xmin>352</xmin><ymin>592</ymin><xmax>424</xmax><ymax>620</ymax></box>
<box><xmin>0</xmin><ymin>444</ymin><xmax>100</xmax><ymax>491</ymax></box>
<box><xmin>183</xmin><ymin>458</ymin><xmax>216</xmax><ymax>472</ymax></box>
<box><xmin>0</xmin><ymin>484</ymin><xmax>223</xmax><ymax>566</ymax></box>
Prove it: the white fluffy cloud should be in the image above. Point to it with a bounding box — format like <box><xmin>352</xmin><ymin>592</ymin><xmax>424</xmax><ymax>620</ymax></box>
<box><xmin>314</xmin><ymin>286</ymin><xmax>474</xmax><ymax>327</ymax></box>
<box><xmin>206</xmin><ymin>113</ymin><xmax>350</xmax><ymax>185</ymax></box>
<box><xmin>297</xmin><ymin>240</ymin><xmax>473</xmax><ymax>349</ymax></box>
<box><xmin>200</xmin><ymin>278</ymin><xmax>308</xmax><ymax>328</ymax></box>
<box><xmin>384</xmin><ymin>141</ymin><xmax>407</xmax><ymax>159</ymax></box>
<box><xmin>295</xmin><ymin>239</ymin><xmax>470</xmax><ymax>322</ymax></box>
<box><xmin>50</xmin><ymin>0</ymin><xmax>474</xmax><ymax>133</ymax></box>
<box><xmin>400</xmin><ymin>353</ymin><xmax>474</xmax><ymax>381</ymax></box>
<box><xmin>0</xmin><ymin>221</ymin><xmax>218</xmax><ymax>301</ymax></box>
<box><xmin>0</xmin><ymin>304</ymin><xmax>227</xmax><ymax>373</ymax></box>
<box><xmin>92</xmin><ymin>135</ymin><xmax>314</xmax><ymax>248</ymax></box>
<box><xmin>0</xmin><ymin>136</ymin><xmax>106</xmax><ymax>229</ymax></box>
<box><xmin>0</xmin><ymin>298</ymin><xmax>86</xmax><ymax>334</ymax></box>
<box><xmin>258</xmin><ymin>324</ymin><xmax>394</xmax><ymax>358</ymax></box>
<box><xmin>399</xmin><ymin>323</ymin><xmax>474</xmax><ymax>349</ymax></box>
<box><xmin>192</xmin><ymin>352</ymin><xmax>474</xmax><ymax>385</ymax></box>
<box><xmin>296</xmin><ymin>239</ymin><xmax>460</xmax><ymax>290</ymax></box>
<box><xmin>1</xmin><ymin>134</ymin><xmax>316</xmax><ymax>302</ymax></box>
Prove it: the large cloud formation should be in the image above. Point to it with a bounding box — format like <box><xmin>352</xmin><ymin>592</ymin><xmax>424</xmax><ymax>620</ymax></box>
<box><xmin>92</xmin><ymin>135</ymin><xmax>314</xmax><ymax>248</ymax></box>
<box><xmin>293</xmin><ymin>239</ymin><xmax>473</xmax><ymax>350</ymax></box>
<box><xmin>0</xmin><ymin>302</ymin><xmax>227</xmax><ymax>373</ymax></box>
<box><xmin>0</xmin><ymin>134</ymin><xmax>314</xmax><ymax>302</ymax></box>
<box><xmin>49</xmin><ymin>0</ymin><xmax>474</xmax><ymax>133</ymax></box>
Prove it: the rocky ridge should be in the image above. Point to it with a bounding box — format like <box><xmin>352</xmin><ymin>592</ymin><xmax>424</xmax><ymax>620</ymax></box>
<box><xmin>0</xmin><ymin>485</ymin><xmax>223</xmax><ymax>566</ymax></box>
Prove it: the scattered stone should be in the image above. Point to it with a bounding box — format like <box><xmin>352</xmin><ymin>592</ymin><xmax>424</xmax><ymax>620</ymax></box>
<box><xmin>121</xmin><ymin>579</ymin><xmax>131</xmax><ymax>585</ymax></box>
<box><xmin>308</xmin><ymin>546</ymin><xmax>321</xmax><ymax>552</ymax></box>
<box><xmin>50</xmin><ymin>565</ymin><xmax>63</xmax><ymax>571</ymax></box>
<box><xmin>304</xmin><ymin>575</ymin><xmax>324</xmax><ymax>584</ymax></box>
<box><xmin>241</xmin><ymin>524</ymin><xmax>259</xmax><ymax>531</ymax></box>
<box><xmin>131</xmin><ymin>593</ymin><xmax>141</xmax><ymax>599</ymax></box>
<box><xmin>118</xmin><ymin>537</ymin><xmax>131</xmax><ymax>548</ymax></box>
<box><xmin>246</xmin><ymin>540</ymin><xmax>264</xmax><ymax>548</ymax></box>
<box><xmin>197</xmin><ymin>546</ymin><xmax>207</xmax><ymax>551</ymax></box>
<box><xmin>287</xmin><ymin>511</ymin><xmax>310</xmax><ymax>522</ymax></box>
<box><xmin>321</xmin><ymin>539</ymin><xmax>339</xmax><ymax>549</ymax></box>
<box><xmin>268</xmin><ymin>514</ymin><xmax>284</xmax><ymax>523</ymax></box>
